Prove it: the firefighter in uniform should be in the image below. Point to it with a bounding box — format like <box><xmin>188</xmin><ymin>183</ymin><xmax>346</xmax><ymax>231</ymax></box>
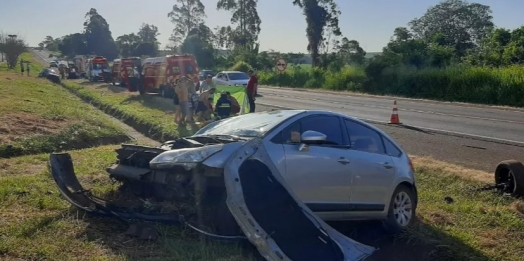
<box><xmin>214</xmin><ymin>91</ymin><xmax>233</xmax><ymax>119</ymax></box>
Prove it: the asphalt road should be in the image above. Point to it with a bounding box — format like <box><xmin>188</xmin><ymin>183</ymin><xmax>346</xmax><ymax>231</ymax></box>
<box><xmin>30</xmin><ymin>48</ymin><xmax>56</xmax><ymax>64</ymax></box>
<box><xmin>256</xmin><ymin>87</ymin><xmax>524</xmax><ymax>144</ymax></box>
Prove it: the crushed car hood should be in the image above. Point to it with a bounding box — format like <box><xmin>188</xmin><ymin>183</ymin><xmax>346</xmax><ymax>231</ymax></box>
<box><xmin>223</xmin><ymin>138</ymin><xmax>376</xmax><ymax>261</ymax></box>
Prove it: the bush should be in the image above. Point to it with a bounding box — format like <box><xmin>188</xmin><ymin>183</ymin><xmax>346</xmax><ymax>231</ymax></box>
<box><xmin>229</xmin><ymin>61</ymin><xmax>252</xmax><ymax>72</ymax></box>
<box><xmin>367</xmin><ymin>65</ymin><xmax>524</xmax><ymax>106</ymax></box>
<box><xmin>258</xmin><ymin>63</ymin><xmax>524</xmax><ymax>107</ymax></box>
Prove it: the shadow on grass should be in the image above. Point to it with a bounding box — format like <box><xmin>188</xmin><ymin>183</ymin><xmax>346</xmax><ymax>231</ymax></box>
<box><xmin>329</xmin><ymin>220</ymin><xmax>490</xmax><ymax>261</ymax></box>
<box><xmin>63</xmin><ymin>207</ymin><xmax>260</xmax><ymax>261</ymax></box>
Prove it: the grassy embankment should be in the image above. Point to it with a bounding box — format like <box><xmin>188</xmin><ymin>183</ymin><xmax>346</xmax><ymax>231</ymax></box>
<box><xmin>0</xmin><ymin>53</ymin><xmax>129</xmax><ymax>158</ymax></box>
<box><xmin>258</xmin><ymin>65</ymin><xmax>524</xmax><ymax>107</ymax></box>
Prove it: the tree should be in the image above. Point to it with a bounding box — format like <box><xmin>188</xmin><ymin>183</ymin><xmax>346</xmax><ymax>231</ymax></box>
<box><xmin>137</xmin><ymin>23</ymin><xmax>160</xmax><ymax>43</ymax></box>
<box><xmin>216</xmin><ymin>0</ymin><xmax>261</xmax><ymax>46</ymax></box>
<box><xmin>83</xmin><ymin>8</ymin><xmax>119</xmax><ymax>59</ymax></box>
<box><xmin>293</xmin><ymin>0</ymin><xmax>341</xmax><ymax>67</ymax></box>
<box><xmin>337</xmin><ymin>38</ymin><xmax>366</xmax><ymax>65</ymax></box>
<box><xmin>40</xmin><ymin>36</ymin><xmax>61</xmax><ymax>52</ymax></box>
<box><xmin>0</xmin><ymin>33</ymin><xmax>27</xmax><ymax>69</ymax></box>
<box><xmin>134</xmin><ymin>42</ymin><xmax>157</xmax><ymax>57</ymax></box>
<box><xmin>167</xmin><ymin>0</ymin><xmax>206</xmax><ymax>45</ymax></box>
<box><xmin>181</xmin><ymin>34</ymin><xmax>214</xmax><ymax>68</ymax></box>
<box><xmin>409</xmin><ymin>0</ymin><xmax>493</xmax><ymax>57</ymax></box>
<box><xmin>58</xmin><ymin>33</ymin><xmax>88</xmax><ymax>58</ymax></box>
<box><xmin>115</xmin><ymin>33</ymin><xmax>141</xmax><ymax>57</ymax></box>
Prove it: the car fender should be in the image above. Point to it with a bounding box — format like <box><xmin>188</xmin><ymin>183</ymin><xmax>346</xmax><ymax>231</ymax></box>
<box><xmin>202</xmin><ymin>141</ymin><xmax>246</xmax><ymax>168</ymax></box>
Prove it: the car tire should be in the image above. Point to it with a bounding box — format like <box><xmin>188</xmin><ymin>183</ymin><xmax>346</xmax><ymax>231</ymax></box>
<box><xmin>494</xmin><ymin>160</ymin><xmax>524</xmax><ymax>197</ymax></box>
<box><xmin>383</xmin><ymin>184</ymin><xmax>416</xmax><ymax>234</ymax></box>
<box><xmin>215</xmin><ymin>191</ymin><xmax>243</xmax><ymax>236</ymax></box>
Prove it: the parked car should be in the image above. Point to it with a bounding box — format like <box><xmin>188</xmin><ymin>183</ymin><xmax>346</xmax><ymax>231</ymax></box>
<box><xmin>212</xmin><ymin>71</ymin><xmax>250</xmax><ymax>87</ymax></box>
<box><xmin>38</xmin><ymin>67</ymin><xmax>61</xmax><ymax>83</ymax></box>
<box><xmin>50</xmin><ymin>109</ymin><xmax>418</xmax><ymax>237</ymax></box>
<box><xmin>199</xmin><ymin>69</ymin><xmax>215</xmax><ymax>81</ymax></box>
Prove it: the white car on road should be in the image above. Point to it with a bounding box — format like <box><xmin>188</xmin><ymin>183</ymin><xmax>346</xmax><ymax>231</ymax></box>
<box><xmin>212</xmin><ymin>71</ymin><xmax>250</xmax><ymax>86</ymax></box>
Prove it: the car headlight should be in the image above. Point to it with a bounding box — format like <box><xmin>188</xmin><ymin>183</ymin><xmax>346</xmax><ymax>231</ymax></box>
<box><xmin>149</xmin><ymin>144</ymin><xmax>223</xmax><ymax>170</ymax></box>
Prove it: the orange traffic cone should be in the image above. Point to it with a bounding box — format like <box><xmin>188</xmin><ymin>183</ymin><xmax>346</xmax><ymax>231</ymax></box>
<box><xmin>388</xmin><ymin>100</ymin><xmax>401</xmax><ymax>124</ymax></box>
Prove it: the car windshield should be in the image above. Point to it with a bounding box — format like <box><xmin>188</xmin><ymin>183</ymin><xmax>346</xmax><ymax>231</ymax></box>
<box><xmin>227</xmin><ymin>72</ymin><xmax>249</xmax><ymax>80</ymax></box>
<box><xmin>194</xmin><ymin>110</ymin><xmax>304</xmax><ymax>138</ymax></box>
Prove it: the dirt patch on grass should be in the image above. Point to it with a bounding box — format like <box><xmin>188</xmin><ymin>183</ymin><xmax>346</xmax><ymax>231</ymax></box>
<box><xmin>0</xmin><ymin>112</ymin><xmax>71</xmax><ymax>144</ymax></box>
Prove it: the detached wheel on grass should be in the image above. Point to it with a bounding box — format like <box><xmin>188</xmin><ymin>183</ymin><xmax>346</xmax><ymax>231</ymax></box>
<box><xmin>384</xmin><ymin>184</ymin><xmax>417</xmax><ymax>234</ymax></box>
<box><xmin>495</xmin><ymin>160</ymin><xmax>524</xmax><ymax>197</ymax></box>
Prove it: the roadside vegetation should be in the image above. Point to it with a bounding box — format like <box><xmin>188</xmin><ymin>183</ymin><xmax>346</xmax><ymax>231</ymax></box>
<box><xmin>1</xmin><ymin>146</ymin><xmax>522</xmax><ymax>261</ymax></box>
<box><xmin>0</xmin><ymin>53</ymin><xmax>129</xmax><ymax>158</ymax></box>
<box><xmin>60</xmin><ymin>80</ymin><xmax>196</xmax><ymax>141</ymax></box>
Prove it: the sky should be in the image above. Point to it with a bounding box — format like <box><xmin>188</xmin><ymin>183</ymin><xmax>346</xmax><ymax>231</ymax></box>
<box><xmin>0</xmin><ymin>0</ymin><xmax>523</xmax><ymax>53</ymax></box>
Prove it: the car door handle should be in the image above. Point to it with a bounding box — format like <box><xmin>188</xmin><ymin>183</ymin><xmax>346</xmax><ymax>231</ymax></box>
<box><xmin>337</xmin><ymin>157</ymin><xmax>350</xmax><ymax>165</ymax></box>
<box><xmin>382</xmin><ymin>162</ymin><xmax>394</xmax><ymax>169</ymax></box>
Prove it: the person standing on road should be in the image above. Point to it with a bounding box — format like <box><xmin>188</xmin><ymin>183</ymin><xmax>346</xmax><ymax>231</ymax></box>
<box><xmin>26</xmin><ymin>62</ymin><xmax>30</xmax><ymax>76</ymax></box>
<box><xmin>246</xmin><ymin>69</ymin><xmax>258</xmax><ymax>113</ymax></box>
<box><xmin>20</xmin><ymin>59</ymin><xmax>24</xmax><ymax>75</ymax></box>
<box><xmin>199</xmin><ymin>75</ymin><xmax>216</xmax><ymax>94</ymax></box>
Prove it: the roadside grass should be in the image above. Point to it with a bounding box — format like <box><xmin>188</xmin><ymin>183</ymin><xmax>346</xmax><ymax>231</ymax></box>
<box><xmin>0</xmin><ymin>56</ymin><xmax>130</xmax><ymax>158</ymax></box>
<box><xmin>0</xmin><ymin>145</ymin><xmax>254</xmax><ymax>261</ymax></box>
<box><xmin>1</xmin><ymin>147</ymin><xmax>522</xmax><ymax>260</ymax></box>
<box><xmin>60</xmin><ymin>80</ymin><xmax>197</xmax><ymax>141</ymax></box>
<box><xmin>0</xmin><ymin>52</ymin><xmax>43</xmax><ymax>74</ymax></box>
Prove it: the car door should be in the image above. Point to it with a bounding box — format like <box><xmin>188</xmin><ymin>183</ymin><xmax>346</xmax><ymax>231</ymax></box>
<box><xmin>280</xmin><ymin>115</ymin><xmax>353</xmax><ymax>211</ymax></box>
<box><xmin>223</xmin><ymin>73</ymin><xmax>231</xmax><ymax>85</ymax></box>
<box><xmin>342</xmin><ymin>118</ymin><xmax>396</xmax><ymax>212</ymax></box>
<box><xmin>214</xmin><ymin>73</ymin><xmax>224</xmax><ymax>85</ymax></box>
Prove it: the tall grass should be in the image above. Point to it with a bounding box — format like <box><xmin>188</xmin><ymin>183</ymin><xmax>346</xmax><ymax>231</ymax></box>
<box><xmin>258</xmin><ymin>66</ymin><xmax>366</xmax><ymax>91</ymax></box>
<box><xmin>258</xmin><ymin>65</ymin><xmax>524</xmax><ymax>107</ymax></box>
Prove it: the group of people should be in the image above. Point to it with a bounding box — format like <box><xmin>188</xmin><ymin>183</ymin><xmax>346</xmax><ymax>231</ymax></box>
<box><xmin>172</xmin><ymin>69</ymin><xmax>258</xmax><ymax>125</ymax></box>
<box><xmin>172</xmin><ymin>74</ymin><xmax>240</xmax><ymax>125</ymax></box>
<box><xmin>20</xmin><ymin>59</ymin><xmax>30</xmax><ymax>76</ymax></box>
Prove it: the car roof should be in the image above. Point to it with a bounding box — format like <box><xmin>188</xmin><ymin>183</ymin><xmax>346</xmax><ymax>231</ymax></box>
<box><xmin>220</xmin><ymin>71</ymin><xmax>245</xmax><ymax>74</ymax></box>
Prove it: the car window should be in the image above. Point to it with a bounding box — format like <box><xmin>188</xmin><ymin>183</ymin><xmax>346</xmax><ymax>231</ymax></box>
<box><xmin>301</xmin><ymin>116</ymin><xmax>345</xmax><ymax>145</ymax></box>
<box><xmin>281</xmin><ymin>122</ymin><xmax>301</xmax><ymax>144</ymax></box>
<box><xmin>383</xmin><ymin>136</ymin><xmax>402</xmax><ymax>157</ymax></box>
<box><xmin>227</xmin><ymin>72</ymin><xmax>249</xmax><ymax>81</ymax></box>
<box><xmin>344</xmin><ymin>119</ymin><xmax>385</xmax><ymax>154</ymax></box>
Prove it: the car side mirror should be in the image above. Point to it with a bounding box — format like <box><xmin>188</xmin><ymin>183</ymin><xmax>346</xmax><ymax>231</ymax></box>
<box><xmin>298</xmin><ymin>130</ymin><xmax>327</xmax><ymax>152</ymax></box>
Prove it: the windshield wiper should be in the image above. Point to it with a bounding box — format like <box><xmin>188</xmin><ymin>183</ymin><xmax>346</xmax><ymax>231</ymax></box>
<box><xmin>196</xmin><ymin>134</ymin><xmax>246</xmax><ymax>141</ymax></box>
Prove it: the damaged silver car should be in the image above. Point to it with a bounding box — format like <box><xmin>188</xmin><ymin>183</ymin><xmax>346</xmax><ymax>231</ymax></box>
<box><xmin>49</xmin><ymin>110</ymin><xmax>418</xmax><ymax>259</ymax></box>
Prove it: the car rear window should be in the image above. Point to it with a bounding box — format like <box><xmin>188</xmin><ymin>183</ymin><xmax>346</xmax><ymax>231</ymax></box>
<box><xmin>382</xmin><ymin>136</ymin><xmax>402</xmax><ymax>157</ymax></box>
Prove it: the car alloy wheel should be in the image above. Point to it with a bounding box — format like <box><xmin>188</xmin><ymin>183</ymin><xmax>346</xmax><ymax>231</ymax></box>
<box><xmin>392</xmin><ymin>191</ymin><xmax>413</xmax><ymax>227</ymax></box>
